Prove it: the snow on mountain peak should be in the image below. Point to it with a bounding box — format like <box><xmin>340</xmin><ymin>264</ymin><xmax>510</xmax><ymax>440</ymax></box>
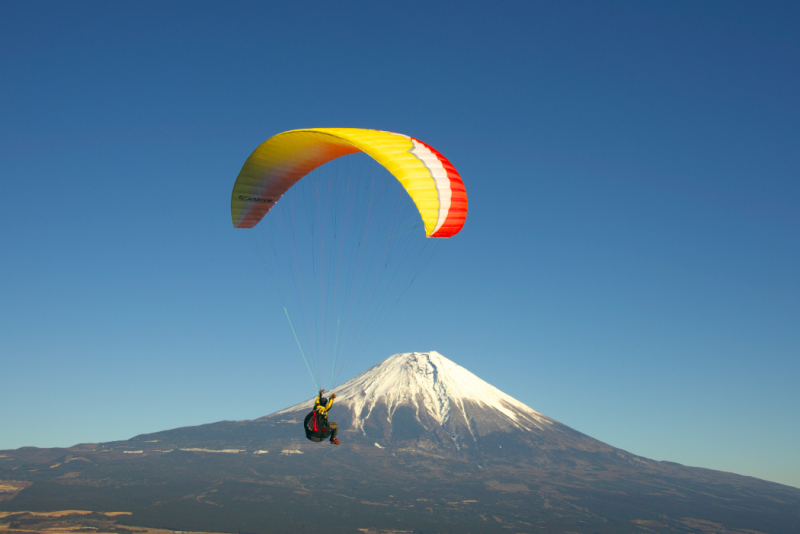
<box><xmin>276</xmin><ymin>351</ymin><xmax>553</xmax><ymax>435</ymax></box>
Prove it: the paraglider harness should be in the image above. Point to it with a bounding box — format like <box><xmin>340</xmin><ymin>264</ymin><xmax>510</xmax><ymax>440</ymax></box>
<box><xmin>304</xmin><ymin>392</ymin><xmax>331</xmax><ymax>442</ymax></box>
<box><xmin>304</xmin><ymin>409</ymin><xmax>330</xmax><ymax>442</ymax></box>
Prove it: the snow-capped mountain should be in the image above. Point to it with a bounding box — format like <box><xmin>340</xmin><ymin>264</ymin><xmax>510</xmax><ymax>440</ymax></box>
<box><xmin>270</xmin><ymin>351</ymin><xmax>612</xmax><ymax>456</ymax></box>
<box><xmin>6</xmin><ymin>351</ymin><xmax>798</xmax><ymax>534</ymax></box>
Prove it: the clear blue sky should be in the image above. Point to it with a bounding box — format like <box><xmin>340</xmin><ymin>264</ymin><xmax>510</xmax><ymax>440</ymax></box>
<box><xmin>1</xmin><ymin>1</ymin><xmax>798</xmax><ymax>488</ymax></box>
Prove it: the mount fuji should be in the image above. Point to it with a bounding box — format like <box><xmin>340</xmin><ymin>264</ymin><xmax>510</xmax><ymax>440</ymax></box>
<box><xmin>272</xmin><ymin>351</ymin><xmax>617</xmax><ymax>463</ymax></box>
<box><xmin>2</xmin><ymin>352</ymin><xmax>799</xmax><ymax>534</ymax></box>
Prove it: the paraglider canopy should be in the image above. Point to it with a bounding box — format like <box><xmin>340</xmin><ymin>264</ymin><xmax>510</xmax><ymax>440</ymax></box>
<box><xmin>231</xmin><ymin>128</ymin><xmax>467</xmax><ymax>238</ymax></box>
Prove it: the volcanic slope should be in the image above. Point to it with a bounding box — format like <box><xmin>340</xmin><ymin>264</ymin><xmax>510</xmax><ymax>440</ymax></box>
<box><xmin>273</xmin><ymin>351</ymin><xmax>616</xmax><ymax>460</ymax></box>
<box><xmin>2</xmin><ymin>352</ymin><xmax>799</xmax><ymax>534</ymax></box>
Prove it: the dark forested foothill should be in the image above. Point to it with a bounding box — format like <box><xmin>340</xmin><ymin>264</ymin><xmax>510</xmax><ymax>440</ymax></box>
<box><xmin>1</xmin><ymin>416</ymin><xmax>799</xmax><ymax>534</ymax></box>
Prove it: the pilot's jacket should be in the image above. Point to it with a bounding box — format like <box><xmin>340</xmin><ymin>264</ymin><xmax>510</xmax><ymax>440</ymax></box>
<box><xmin>314</xmin><ymin>395</ymin><xmax>334</xmax><ymax>418</ymax></box>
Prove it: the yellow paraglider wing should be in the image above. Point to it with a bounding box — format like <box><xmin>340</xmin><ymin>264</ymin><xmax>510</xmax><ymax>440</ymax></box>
<box><xmin>231</xmin><ymin>128</ymin><xmax>466</xmax><ymax>238</ymax></box>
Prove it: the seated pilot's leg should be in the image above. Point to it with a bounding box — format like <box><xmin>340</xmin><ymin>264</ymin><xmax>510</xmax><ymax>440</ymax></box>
<box><xmin>328</xmin><ymin>421</ymin><xmax>338</xmax><ymax>440</ymax></box>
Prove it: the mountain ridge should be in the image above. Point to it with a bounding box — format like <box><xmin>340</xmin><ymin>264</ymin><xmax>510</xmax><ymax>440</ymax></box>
<box><xmin>274</xmin><ymin>351</ymin><xmax>554</xmax><ymax>429</ymax></box>
<box><xmin>266</xmin><ymin>351</ymin><xmax>625</xmax><ymax>462</ymax></box>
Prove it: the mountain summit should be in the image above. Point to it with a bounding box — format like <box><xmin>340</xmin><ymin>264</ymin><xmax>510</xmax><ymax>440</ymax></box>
<box><xmin>279</xmin><ymin>351</ymin><xmax>552</xmax><ymax>430</ymax></box>
<box><xmin>270</xmin><ymin>351</ymin><xmax>617</xmax><ymax>460</ymax></box>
